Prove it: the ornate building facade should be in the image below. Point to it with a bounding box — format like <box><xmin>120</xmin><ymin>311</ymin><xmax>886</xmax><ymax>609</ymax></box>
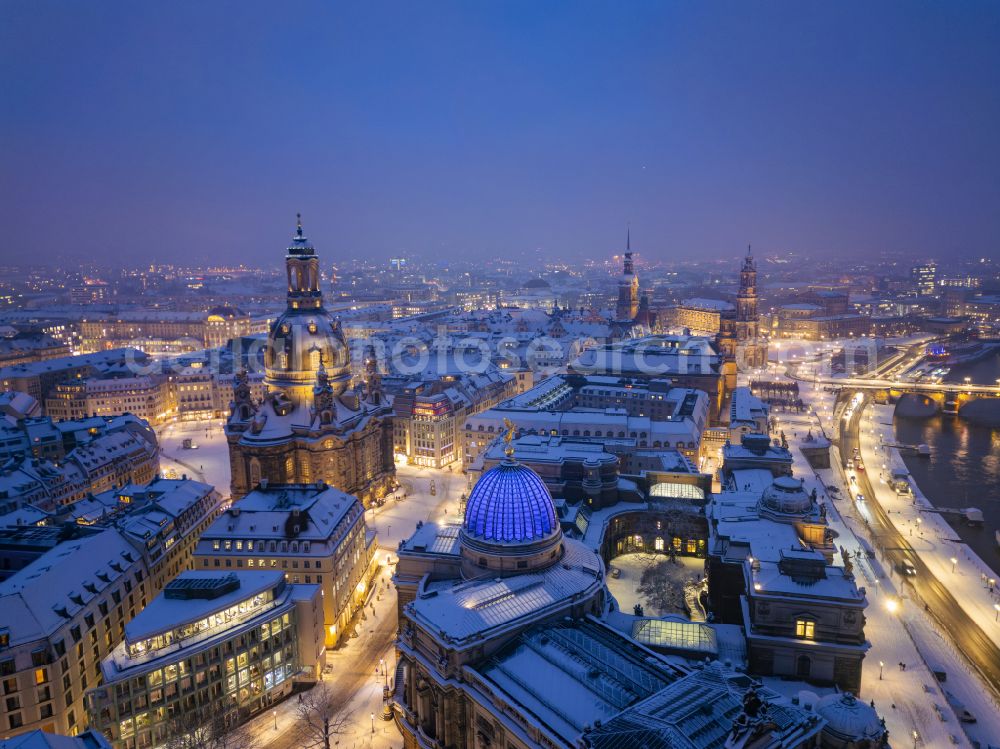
<box><xmin>389</xmin><ymin>452</ymin><xmax>875</xmax><ymax>749</ymax></box>
<box><xmin>719</xmin><ymin>246</ymin><xmax>768</xmax><ymax>370</ymax></box>
<box><xmin>225</xmin><ymin>217</ymin><xmax>395</xmax><ymax>504</ymax></box>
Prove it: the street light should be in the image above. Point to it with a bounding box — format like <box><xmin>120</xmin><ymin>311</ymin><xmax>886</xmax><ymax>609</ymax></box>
<box><xmin>878</xmin><ymin>660</ymin><xmax>884</xmax><ymax>680</ymax></box>
<box><xmin>885</xmin><ymin>597</ymin><xmax>899</xmax><ymax>615</ymax></box>
<box><xmin>950</xmin><ymin>557</ymin><xmax>958</xmax><ymax>573</ymax></box>
<box><xmin>995</xmin><ymin>603</ymin><xmax>1000</xmax><ymax>622</ymax></box>
<box><xmin>273</xmin><ymin>710</ymin><xmax>277</xmax><ymax>731</ymax></box>
<box><xmin>371</xmin><ymin>712</ymin><xmax>375</xmax><ymax>734</ymax></box>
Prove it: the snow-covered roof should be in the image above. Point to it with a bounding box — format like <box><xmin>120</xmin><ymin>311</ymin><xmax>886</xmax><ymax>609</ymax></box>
<box><xmin>473</xmin><ymin>619</ymin><xmax>686</xmax><ymax>743</ymax></box>
<box><xmin>583</xmin><ymin>662</ymin><xmax>823</xmax><ymax>749</ymax></box>
<box><xmin>124</xmin><ymin>570</ymin><xmax>284</xmax><ymax>643</ymax></box>
<box><xmin>399</xmin><ymin>521</ymin><xmax>462</xmax><ymax>556</ymax></box>
<box><xmin>198</xmin><ymin>482</ymin><xmax>362</xmax><ymax>547</ymax></box>
<box><xmin>0</xmin><ymin>528</ymin><xmax>137</xmax><ymax>647</ymax></box>
<box><xmin>679</xmin><ymin>298</ymin><xmax>735</xmax><ymax>312</ymax></box>
<box><xmin>407</xmin><ymin>539</ymin><xmax>602</xmax><ymax>644</ymax></box>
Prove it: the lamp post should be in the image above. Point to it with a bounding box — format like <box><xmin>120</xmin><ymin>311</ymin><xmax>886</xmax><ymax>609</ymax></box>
<box><xmin>878</xmin><ymin>660</ymin><xmax>884</xmax><ymax>680</ymax></box>
<box><xmin>995</xmin><ymin>603</ymin><xmax>999</xmax><ymax>622</ymax></box>
<box><xmin>950</xmin><ymin>557</ymin><xmax>958</xmax><ymax>573</ymax></box>
<box><xmin>371</xmin><ymin>712</ymin><xmax>375</xmax><ymax>734</ymax></box>
<box><xmin>273</xmin><ymin>710</ymin><xmax>277</xmax><ymax>731</ymax></box>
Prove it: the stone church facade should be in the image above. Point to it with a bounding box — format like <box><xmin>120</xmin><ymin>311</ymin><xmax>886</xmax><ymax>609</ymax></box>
<box><xmin>225</xmin><ymin>217</ymin><xmax>395</xmax><ymax>505</ymax></box>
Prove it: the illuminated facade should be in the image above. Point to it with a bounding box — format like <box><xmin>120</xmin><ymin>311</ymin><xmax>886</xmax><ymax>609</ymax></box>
<box><xmin>85</xmin><ymin>571</ymin><xmax>325</xmax><ymax>749</ymax></box>
<box><xmin>391</xmin><ymin>371</ymin><xmax>516</xmax><ymax>468</ymax></box>
<box><xmin>193</xmin><ymin>482</ymin><xmax>378</xmax><ymax>649</ymax></box>
<box><xmin>225</xmin><ymin>217</ymin><xmax>395</xmax><ymax>504</ymax></box>
<box><xmin>0</xmin><ymin>480</ymin><xmax>220</xmax><ymax>741</ymax></box>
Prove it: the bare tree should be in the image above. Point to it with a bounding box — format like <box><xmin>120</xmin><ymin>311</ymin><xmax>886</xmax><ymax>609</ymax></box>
<box><xmin>295</xmin><ymin>684</ymin><xmax>350</xmax><ymax>749</ymax></box>
<box><xmin>161</xmin><ymin>709</ymin><xmax>261</xmax><ymax>749</ymax></box>
<box><xmin>637</xmin><ymin>559</ymin><xmax>686</xmax><ymax>615</ymax></box>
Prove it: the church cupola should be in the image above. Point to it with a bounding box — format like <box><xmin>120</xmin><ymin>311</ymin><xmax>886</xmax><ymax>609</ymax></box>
<box><xmin>286</xmin><ymin>213</ymin><xmax>323</xmax><ymax>311</ymax></box>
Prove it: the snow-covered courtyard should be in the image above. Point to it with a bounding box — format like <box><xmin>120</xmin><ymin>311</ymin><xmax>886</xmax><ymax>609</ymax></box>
<box><xmin>606</xmin><ymin>552</ymin><xmax>705</xmax><ymax>618</ymax></box>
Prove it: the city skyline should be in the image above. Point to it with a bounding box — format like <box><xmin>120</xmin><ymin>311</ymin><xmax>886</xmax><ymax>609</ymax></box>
<box><xmin>3</xmin><ymin>4</ymin><xmax>1000</xmax><ymax>749</ymax></box>
<box><xmin>3</xmin><ymin>1</ymin><xmax>1000</xmax><ymax>265</ymax></box>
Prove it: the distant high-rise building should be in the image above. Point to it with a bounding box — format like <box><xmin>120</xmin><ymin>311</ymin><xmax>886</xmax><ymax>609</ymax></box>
<box><xmin>911</xmin><ymin>262</ymin><xmax>937</xmax><ymax>295</ymax></box>
<box><xmin>389</xmin><ymin>257</ymin><xmax>407</xmax><ymax>272</ymax></box>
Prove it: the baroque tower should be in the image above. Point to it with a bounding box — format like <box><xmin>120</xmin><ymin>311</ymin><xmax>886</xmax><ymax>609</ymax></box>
<box><xmin>615</xmin><ymin>229</ymin><xmax>640</xmax><ymax>322</ymax></box>
<box><xmin>736</xmin><ymin>244</ymin><xmax>758</xmax><ymax>323</ymax></box>
<box><xmin>718</xmin><ymin>245</ymin><xmax>768</xmax><ymax>370</ymax></box>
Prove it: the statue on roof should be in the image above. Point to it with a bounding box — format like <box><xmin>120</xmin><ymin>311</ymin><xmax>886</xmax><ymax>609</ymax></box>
<box><xmin>231</xmin><ymin>368</ymin><xmax>255</xmax><ymax>421</ymax></box>
<box><xmin>502</xmin><ymin>417</ymin><xmax>517</xmax><ymax>458</ymax></box>
<box><xmin>313</xmin><ymin>352</ymin><xmax>335</xmax><ymax>425</ymax></box>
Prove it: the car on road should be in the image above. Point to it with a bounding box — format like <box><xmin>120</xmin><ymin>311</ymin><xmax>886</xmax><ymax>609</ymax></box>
<box><xmin>896</xmin><ymin>559</ymin><xmax>917</xmax><ymax>576</ymax></box>
<box><xmin>855</xmin><ymin>493</ymin><xmax>864</xmax><ymax>502</ymax></box>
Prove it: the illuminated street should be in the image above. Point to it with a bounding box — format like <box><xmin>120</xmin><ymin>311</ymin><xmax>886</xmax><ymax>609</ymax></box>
<box><xmin>775</xmin><ymin>354</ymin><xmax>1000</xmax><ymax>747</ymax></box>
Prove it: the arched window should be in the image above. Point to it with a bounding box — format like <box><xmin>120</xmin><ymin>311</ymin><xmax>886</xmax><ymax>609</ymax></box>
<box><xmin>249</xmin><ymin>459</ymin><xmax>261</xmax><ymax>489</ymax></box>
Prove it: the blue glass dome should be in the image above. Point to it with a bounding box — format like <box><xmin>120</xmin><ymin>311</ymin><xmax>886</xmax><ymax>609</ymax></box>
<box><xmin>464</xmin><ymin>461</ymin><xmax>557</xmax><ymax>543</ymax></box>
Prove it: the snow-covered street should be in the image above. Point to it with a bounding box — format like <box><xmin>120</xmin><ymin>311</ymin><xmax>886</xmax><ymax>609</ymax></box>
<box><xmin>783</xmin><ymin>377</ymin><xmax>1000</xmax><ymax>747</ymax></box>
<box><xmin>856</xmin><ymin>404</ymin><xmax>1000</xmax><ymax>649</ymax></box>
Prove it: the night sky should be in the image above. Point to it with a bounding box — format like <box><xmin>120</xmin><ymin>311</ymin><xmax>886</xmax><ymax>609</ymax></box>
<box><xmin>2</xmin><ymin>1</ymin><xmax>999</xmax><ymax>267</ymax></box>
